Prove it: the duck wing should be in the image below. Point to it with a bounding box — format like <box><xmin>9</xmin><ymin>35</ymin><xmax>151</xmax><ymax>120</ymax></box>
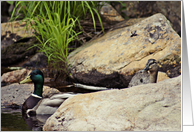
<box><xmin>28</xmin><ymin>93</ymin><xmax>78</xmax><ymax>115</ymax></box>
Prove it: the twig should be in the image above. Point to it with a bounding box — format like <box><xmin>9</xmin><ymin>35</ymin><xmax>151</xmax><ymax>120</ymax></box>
<box><xmin>67</xmin><ymin>83</ymin><xmax>110</xmax><ymax>90</ymax></box>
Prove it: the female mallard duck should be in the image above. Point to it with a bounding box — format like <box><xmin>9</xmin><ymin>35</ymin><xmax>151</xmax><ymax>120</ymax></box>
<box><xmin>140</xmin><ymin>59</ymin><xmax>159</xmax><ymax>83</ymax></box>
<box><xmin>19</xmin><ymin>70</ymin><xmax>76</xmax><ymax>116</ymax></box>
<box><xmin>128</xmin><ymin>59</ymin><xmax>159</xmax><ymax>87</ymax></box>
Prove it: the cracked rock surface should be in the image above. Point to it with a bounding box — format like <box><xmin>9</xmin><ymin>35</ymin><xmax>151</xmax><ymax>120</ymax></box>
<box><xmin>43</xmin><ymin>75</ymin><xmax>181</xmax><ymax>131</ymax></box>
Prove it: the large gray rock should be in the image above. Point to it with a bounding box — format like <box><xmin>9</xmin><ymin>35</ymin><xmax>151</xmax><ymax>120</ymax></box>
<box><xmin>43</xmin><ymin>75</ymin><xmax>181</xmax><ymax>131</ymax></box>
<box><xmin>1</xmin><ymin>83</ymin><xmax>61</xmax><ymax>107</ymax></box>
<box><xmin>68</xmin><ymin>13</ymin><xmax>181</xmax><ymax>88</ymax></box>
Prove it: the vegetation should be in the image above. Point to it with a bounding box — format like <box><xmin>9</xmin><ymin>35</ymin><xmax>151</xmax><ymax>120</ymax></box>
<box><xmin>10</xmin><ymin>1</ymin><xmax>104</xmax><ymax>73</ymax></box>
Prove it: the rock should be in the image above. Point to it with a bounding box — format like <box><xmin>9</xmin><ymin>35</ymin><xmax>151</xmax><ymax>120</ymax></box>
<box><xmin>1</xmin><ymin>83</ymin><xmax>61</xmax><ymax>107</ymax></box>
<box><xmin>1</xmin><ymin>67</ymin><xmax>22</xmax><ymax>76</ymax></box>
<box><xmin>22</xmin><ymin>52</ymin><xmax>48</xmax><ymax>68</ymax></box>
<box><xmin>1</xmin><ymin>69</ymin><xmax>32</xmax><ymax>85</ymax></box>
<box><xmin>109</xmin><ymin>17</ymin><xmax>146</xmax><ymax>31</ymax></box>
<box><xmin>1</xmin><ymin>20</ymin><xmax>34</xmax><ymax>40</ymax></box>
<box><xmin>113</xmin><ymin>1</ymin><xmax>181</xmax><ymax>36</ymax></box>
<box><xmin>128</xmin><ymin>71</ymin><xmax>169</xmax><ymax>87</ymax></box>
<box><xmin>68</xmin><ymin>13</ymin><xmax>181</xmax><ymax>88</ymax></box>
<box><xmin>157</xmin><ymin>71</ymin><xmax>169</xmax><ymax>82</ymax></box>
<box><xmin>43</xmin><ymin>76</ymin><xmax>181</xmax><ymax>131</ymax></box>
<box><xmin>100</xmin><ymin>2</ymin><xmax>124</xmax><ymax>24</ymax></box>
<box><xmin>1</xmin><ymin>37</ymin><xmax>38</xmax><ymax>66</ymax></box>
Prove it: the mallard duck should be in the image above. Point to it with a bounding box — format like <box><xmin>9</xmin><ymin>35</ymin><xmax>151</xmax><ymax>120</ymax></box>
<box><xmin>140</xmin><ymin>59</ymin><xmax>159</xmax><ymax>83</ymax></box>
<box><xmin>128</xmin><ymin>59</ymin><xmax>159</xmax><ymax>87</ymax></box>
<box><xmin>19</xmin><ymin>69</ymin><xmax>76</xmax><ymax>116</ymax></box>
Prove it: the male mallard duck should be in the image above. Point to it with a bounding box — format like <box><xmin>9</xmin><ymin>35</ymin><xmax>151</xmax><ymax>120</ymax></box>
<box><xmin>19</xmin><ymin>70</ymin><xmax>76</xmax><ymax>116</ymax></box>
<box><xmin>128</xmin><ymin>59</ymin><xmax>159</xmax><ymax>87</ymax></box>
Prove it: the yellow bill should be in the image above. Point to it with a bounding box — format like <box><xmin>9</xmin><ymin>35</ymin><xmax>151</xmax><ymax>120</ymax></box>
<box><xmin>19</xmin><ymin>75</ymin><xmax>32</xmax><ymax>84</ymax></box>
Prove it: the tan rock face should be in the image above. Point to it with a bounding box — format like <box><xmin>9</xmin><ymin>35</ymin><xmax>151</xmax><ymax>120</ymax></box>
<box><xmin>43</xmin><ymin>76</ymin><xmax>181</xmax><ymax>131</ymax></box>
<box><xmin>157</xmin><ymin>71</ymin><xmax>170</xmax><ymax>83</ymax></box>
<box><xmin>1</xmin><ymin>20</ymin><xmax>34</xmax><ymax>39</ymax></box>
<box><xmin>69</xmin><ymin>13</ymin><xmax>181</xmax><ymax>87</ymax></box>
<box><xmin>1</xmin><ymin>69</ymin><xmax>32</xmax><ymax>84</ymax></box>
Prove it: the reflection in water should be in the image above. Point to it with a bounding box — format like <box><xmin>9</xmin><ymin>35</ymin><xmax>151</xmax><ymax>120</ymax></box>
<box><xmin>1</xmin><ymin>108</ymin><xmax>51</xmax><ymax>131</ymax></box>
<box><xmin>1</xmin><ymin>109</ymin><xmax>31</xmax><ymax>131</ymax></box>
<box><xmin>22</xmin><ymin>113</ymin><xmax>52</xmax><ymax>131</ymax></box>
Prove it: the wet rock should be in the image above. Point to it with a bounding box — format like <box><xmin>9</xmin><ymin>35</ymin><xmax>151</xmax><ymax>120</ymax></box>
<box><xmin>43</xmin><ymin>76</ymin><xmax>181</xmax><ymax>131</ymax></box>
<box><xmin>22</xmin><ymin>52</ymin><xmax>48</xmax><ymax>68</ymax></box>
<box><xmin>1</xmin><ymin>83</ymin><xmax>61</xmax><ymax>107</ymax></box>
<box><xmin>1</xmin><ymin>69</ymin><xmax>32</xmax><ymax>85</ymax></box>
<box><xmin>68</xmin><ymin>13</ymin><xmax>181</xmax><ymax>88</ymax></box>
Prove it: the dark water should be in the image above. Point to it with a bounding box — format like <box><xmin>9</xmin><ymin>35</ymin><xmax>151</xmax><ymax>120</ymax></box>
<box><xmin>1</xmin><ymin>108</ymin><xmax>52</xmax><ymax>131</ymax></box>
<box><xmin>1</xmin><ymin>109</ymin><xmax>31</xmax><ymax>131</ymax></box>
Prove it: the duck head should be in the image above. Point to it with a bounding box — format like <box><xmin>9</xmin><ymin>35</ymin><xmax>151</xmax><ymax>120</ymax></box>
<box><xmin>19</xmin><ymin>70</ymin><xmax>44</xmax><ymax>97</ymax></box>
<box><xmin>140</xmin><ymin>59</ymin><xmax>159</xmax><ymax>83</ymax></box>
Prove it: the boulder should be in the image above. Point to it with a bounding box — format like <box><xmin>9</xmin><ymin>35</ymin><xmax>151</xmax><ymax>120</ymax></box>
<box><xmin>1</xmin><ymin>20</ymin><xmax>34</xmax><ymax>40</ymax></box>
<box><xmin>22</xmin><ymin>52</ymin><xmax>48</xmax><ymax>68</ymax></box>
<box><xmin>1</xmin><ymin>38</ymin><xmax>38</xmax><ymax>66</ymax></box>
<box><xmin>68</xmin><ymin>13</ymin><xmax>181</xmax><ymax>88</ymax></box>
<box><xmin>43</xmin><ymin>75</ymin><xmax>181</xmax><ymax>131</ymax></box>
<box><xmin>1</xmin><ymin>83</ymin><xmax>61</xmax><ymax>107</ymax></box>
<box><xmin>113</xmin><ymin>1</ymin><xmax>181</xmax><ymax>36</ymax></box>
<box><xmin>100</xmin><ymin>2</ymin><xmax>124</xmax><ymax>24</ymax></box>
<box><xmin>1</xmin><ymin>69</ymin><xmax>32</xmax><ymax>85</ymax></box>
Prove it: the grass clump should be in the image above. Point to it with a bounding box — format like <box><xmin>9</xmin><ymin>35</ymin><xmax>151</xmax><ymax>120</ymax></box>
<box><xmin>10</xmin><ymin>1</ymin><xmax>104</xmax><ymax>73</ymax></box>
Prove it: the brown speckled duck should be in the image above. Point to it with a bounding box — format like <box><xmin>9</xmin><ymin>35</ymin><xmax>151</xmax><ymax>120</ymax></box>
<box><xmin>128</xmin><ymin>59</ymin><xmax>159</xmax><ymax>87</ymax></box>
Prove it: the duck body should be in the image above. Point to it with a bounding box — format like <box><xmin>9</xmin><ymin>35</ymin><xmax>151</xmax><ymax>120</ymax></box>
<box><xmin>128</xmin><ymin>59</ymin><xmax>159</xmax><ymax>87</ymax></box>
<box><xmin>128</xmin><ymin>71</ymin><xmax>150</xmax><ymax>87</ymax></box>
<box><xmin>22</xmin><ymin>94</ymin><xmax>42</xmax><ymax>115</ymax></box>
<box><xmin>19</xmin><ymin>70</ymin><xmax>75</xmax><ymax>116</ymax></box>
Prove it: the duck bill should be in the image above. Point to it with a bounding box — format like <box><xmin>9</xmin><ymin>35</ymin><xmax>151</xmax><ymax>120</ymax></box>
<box><xmin>142</xmin><ymin>65</ymin><xmax>149</xmax><ymax>71</ymax></box>
<box><xmin>140</xmin><ymin>65</ymin><xmax>149</xmax><ymax>73</ymax></box>
<box><xmin>19</xmin><ymin>75</ymin><xmax>32</xmax><ymax>84</ymax></box>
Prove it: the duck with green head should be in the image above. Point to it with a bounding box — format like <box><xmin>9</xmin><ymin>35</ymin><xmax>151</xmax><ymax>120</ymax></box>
<box><xmin>19</xmin><ymin>69</ymin><xmax>76</xmax><ymax>116</ymax></box>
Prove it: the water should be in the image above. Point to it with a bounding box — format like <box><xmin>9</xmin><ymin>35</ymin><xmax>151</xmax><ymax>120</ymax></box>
<box><xmin>1</xmin><ymin>109</ymin><xmax>31</xmax><ymax>131</ymax></box>
<box><xmin>1</xmin><ymin>108</ymin><xmax>52</xmax><ymax>131</ymax></box>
